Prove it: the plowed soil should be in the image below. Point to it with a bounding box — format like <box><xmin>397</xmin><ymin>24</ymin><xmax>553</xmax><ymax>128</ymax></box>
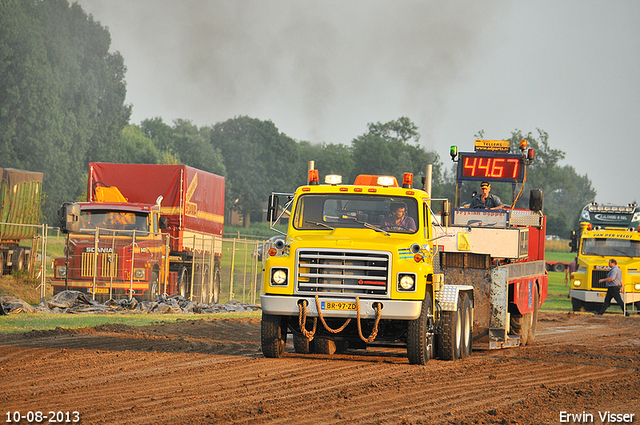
<box><xmin>1</xmin><ymin>312</ymin><xmax>638</xmax><ymax>424</ymax></box>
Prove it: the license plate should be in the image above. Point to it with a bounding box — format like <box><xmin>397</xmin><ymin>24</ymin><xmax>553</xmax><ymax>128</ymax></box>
<box><xmin>597</xmin><ymin>292</ymin><xmax>606</xmax><ymax>297</ymax></box>
<box><xmin>322</xmin><ymin>301</ymin><xmax>356</xmax><ymax>311</ymax></box>
<box><xmin>91</xmin><ymin>288</ymin><xmax>109</xmax><ymax>294</ymax></box>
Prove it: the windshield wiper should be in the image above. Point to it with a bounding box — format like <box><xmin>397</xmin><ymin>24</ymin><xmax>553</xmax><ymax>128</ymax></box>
<box><xmin>612</xmin><ymin>248</ymin><xmax>632</xmax><ymax>258</ymax></box>
<box><xmin>363</xmin><ymin>222</ymin><xmax>390</xmax><ymax>236</ymax></box>
<box><xmin>305</xmin><ymin>220</ymin><xmax>334</xmax><ymax>230</ymax></box>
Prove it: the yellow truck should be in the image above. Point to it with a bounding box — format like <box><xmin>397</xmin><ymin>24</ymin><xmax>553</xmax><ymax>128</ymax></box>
<box><xmin>260</xmin><ymin>140</ymin><xmax>548</xmax><ymax>364</ymax></box>
<box><xmin>569</xmin><ymin>203</ymin><xmax>640</xmax><ymax>312</ymax></box>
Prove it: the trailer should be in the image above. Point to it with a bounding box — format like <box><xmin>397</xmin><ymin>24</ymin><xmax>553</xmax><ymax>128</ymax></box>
<box><xmin>53</xmin><ymin>163</ymin><xmax>225</xmax><ymax>302</ymax></box>
<box><xmin>0</xmin><ymin>168</ymin><xmax>43</xmax><ymax>276</ymax></box>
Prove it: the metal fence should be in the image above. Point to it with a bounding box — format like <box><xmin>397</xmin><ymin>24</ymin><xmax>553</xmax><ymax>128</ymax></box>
<box><xmin>1</xmin><ymin>223</ymin><xmax>272</xmax><ymax>306</ymax></box>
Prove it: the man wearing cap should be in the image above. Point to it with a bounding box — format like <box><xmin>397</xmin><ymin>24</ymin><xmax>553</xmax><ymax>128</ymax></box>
<box><xmin>470</xmin><ymin>182</ymin><xmax>504</xmax><ymax>209</ymax></box>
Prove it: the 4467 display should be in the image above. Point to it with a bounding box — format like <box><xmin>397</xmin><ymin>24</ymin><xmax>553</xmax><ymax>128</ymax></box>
<box><xmin>6</xmin><ymin>411</ymin><xmax>80</xmax><ymax>423</ymax></box>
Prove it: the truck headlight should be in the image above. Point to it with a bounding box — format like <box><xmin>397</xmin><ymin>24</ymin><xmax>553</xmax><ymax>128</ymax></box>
<box><xmin>398</xmin><ymin>273</ymin><xmax>416</xmax><ymax>291</ymax></box>
<box><xmin>573</xmin><ymin>279</ymin><xmax>581</xmax><ymax>287</ymax></box>
<box><xmin>635</xmin><ymin>283</ymin><xmax>640</xmax><ymax>291</ymax></box>
<box><xmin>57</xmin><ymin>266</ymin><xmax>67</xmax><ymax>277</ymax></box>
<box><xmin>134</xmin><ymin>269</ymin><xmax>146</xmax><ymax>279</ymax></box>
<box><xmin>271</xmin><ymin>268</ymin><xmax>288</xmax><ymax>285</ymax></box>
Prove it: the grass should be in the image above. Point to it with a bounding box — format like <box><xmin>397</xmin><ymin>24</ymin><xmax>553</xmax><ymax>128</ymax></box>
<box><xmin>0</xmin><ymin>311</ymin><xmax>262</xmax><ymax>334</ymax></box>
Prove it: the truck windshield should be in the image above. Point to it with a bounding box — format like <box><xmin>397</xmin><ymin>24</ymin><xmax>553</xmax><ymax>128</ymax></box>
<box><xmin>79</xmin><ymin>210</ymin><xmax>150</xmax><ymax>233</ymax></box>
<box><xmin>581</xmin><ymin>238</ymin><xmax>640</xmax><ymax>257</ymax></box>
<box><xmin>293</xmin><ymin>194</ymin><xmax>419</xmax><ymax>234</ymax></box>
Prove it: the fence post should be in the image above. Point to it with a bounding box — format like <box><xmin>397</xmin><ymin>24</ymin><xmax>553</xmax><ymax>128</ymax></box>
<box><xmin>40</xmin><ymin>224</ymin><xmax>47</xmax><ymax>303</ymax></box>
<box><xmin>229</xmin><ymin>238</ymin><xmax>236</xmax><ymax>301</ymax></box>
<box><xmin>242</xmin><ymin>238</ymin><xmax>248</xmax><ymax>303</ymax></box>
<box><xmin>129</xmin><ymin>230</ymin><xmax>136</xmax><ymax>300</ymax></box>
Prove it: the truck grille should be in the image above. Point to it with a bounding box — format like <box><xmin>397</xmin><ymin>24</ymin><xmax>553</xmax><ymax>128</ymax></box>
<box><xmin>296</xmin><ymin>249</ymin><xmax>390</xmax><ymax>297</ymax></box>
<box><xmin>591</xmin><ymin>270</ymin><xmax>608</xmax><ymax>289</ymax></box>
<box><xmin>81</xmin><ymin>253</ymin><xmax>118</xmax><ymax>278</ymax></box>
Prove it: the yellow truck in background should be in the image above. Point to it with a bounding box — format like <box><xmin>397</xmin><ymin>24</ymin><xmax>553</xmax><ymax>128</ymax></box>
<box><xmin>569</xmin><ymin>202</ymin><xmax>640</xmax><ymax>313</ymax></box>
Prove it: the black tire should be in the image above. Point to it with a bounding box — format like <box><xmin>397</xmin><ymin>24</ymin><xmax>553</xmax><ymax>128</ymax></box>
<box><xmin>571</xmin><ymin>297</ymin><xmax>584</xmax><ymax>312</ymax></box>
<box><xmin>147</xmin><ymin>271</ymin><xmax>159</xmax><ymax>301</ymax></box>
<box><xmin>553</xmin><ymin>263</ymin><xmax>565</xmax><ymax>273</ymax></box>
<box><xmin>510</xmin><ymin>310</ymin><xmax>532</xmax><ymax>346</ymax></box>
<box><xmin>526</xmin><ymin>285</ymin><xmax>540</xmax><ymax>345</ymax></box>
<box><xmin>178</xmin><ymin>267</ymin><xmax>190</xmax><ymax>299</ymax></box>
<box><xmin>199</xmin><ymin>265</ymin><xmax>212</xmax><ymax>304</ymax></box>
<box><xmin>12</xmin><ymin>248</ymin><xmax>25</xmax><ymax>273</ymax></box>
<box><xmin>460</xmin><ymin>293</ymin><xmax>473</xmax><ymax>358</ymax></box>
<box><xmin>212</xmin><ymin>266</ymin><xmax>221</xmax><ymax>304</ymax></box>
<box><xmin>293</xmin><ymin>333</ymin><xmax>315</xmax><ymax>354</ymax></box>
<box><xmin>439</xmin><ymin>299</ymin><xmax>463</xmax><ymax>361</ymax></box>
<box><xmin>261</xmin><ymin>313</ymin><xmax>287</xmax><ymax>358</ymax></box>
<box><xmin>407</xmin><ymin>293</ymin><xmax>434</xmax><ymax>365</ymax></box>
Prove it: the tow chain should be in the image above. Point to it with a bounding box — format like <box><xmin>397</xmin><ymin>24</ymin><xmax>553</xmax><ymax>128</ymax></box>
<box><xmin>298</xmin><ymin>295</ymin><xmax>383</xmax><ymax>343</ymax></box>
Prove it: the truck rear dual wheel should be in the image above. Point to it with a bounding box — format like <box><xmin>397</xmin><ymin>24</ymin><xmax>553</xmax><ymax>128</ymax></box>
<box><xmin>12</xmin><ymin>249</ymin><xmax>25</xmax><ymax>273</ymax></box>
<box><xmin>261</xmin><ymin>313</ymin><xmax>287</xmax><ymax>358</ymax></box>
<box><xmin>460</xmin><ymin>293</ymin><xmax>473</xmax><ymax>358</ymax></box>
<box><xmin>407</xmin><ymin>293</ymin><xmax>434</xmax><ymax>365</ymax></box>
<box><xmin>437</xmin><ymin>292</ymin><xmax>472</xmax><ymax>361</ymax></box>
<box><xmin>510</xmin><ymin>284</ymin><xmax>539</xmax><ymax>346</ymax></box>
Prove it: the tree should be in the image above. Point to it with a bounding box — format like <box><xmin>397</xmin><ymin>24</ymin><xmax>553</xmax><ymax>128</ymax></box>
<box><xmin>350</xmin><ymin>118</ymin><xmax>443</xmax><ymax>192</ymax></box>
<box><xmin>119</xmin><ymin>125</ymin><xmax>161</xmax><ymax>164</ymax></box>
<box><xmin>210</xmin><ymin>116</ymin><xmax>299</xmax><ymax>227</ymax></box>
<box><xmin>172</xmin><ymin>119</ymin><xmax>226</xmax><ymax>176</ymax></box>
<box><xmin>298</xmin><ymin>141</ymin><xmax>355</xmax><ymax>185</ymax></box>
<box><xmin>508</xmin><ymin>129</ymin><xmax>596</xmax><ymax>236</ymax></box>
<box><xmin>0</xmin><ymin>0</ymin><xmax>130</xmax><ymax>222</ymax></box>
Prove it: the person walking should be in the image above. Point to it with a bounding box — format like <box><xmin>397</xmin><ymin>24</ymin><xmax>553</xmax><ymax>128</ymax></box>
<box><xmin>594</xmin><ymin>259</ymin><xmax>628</xmax><ymax>316</ymax></box>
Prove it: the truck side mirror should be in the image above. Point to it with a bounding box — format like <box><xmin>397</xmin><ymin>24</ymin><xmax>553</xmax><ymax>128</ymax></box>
<box><xmin>569</xmin><ymin>230</ymin><xmax>578</xmax><ymax>253</ymax></box>
<box><xmin>158</xmin><ymin>216</ymin><xmax>168</xmax><ymax>230</ymax></box>
<box><xmin>267</xmin><ymin>194</ymin><xmax>279</xmax><ymax>223</ymax></box>
<box><xmin>440</xmin><ymin>200</ymin><xmax>451</xmax><ymax>228</ymax></box>
<box><xmin>59</xmin><ymin>203</ymin><xmax>81</xmax><ymax>234</ymax></box>
<box><xmin>529</xmin><ymin>189</ymin><xmax>543</xmax><ymax>212</ymax></box>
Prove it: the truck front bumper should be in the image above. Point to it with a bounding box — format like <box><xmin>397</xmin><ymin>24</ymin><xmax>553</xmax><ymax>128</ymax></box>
<box><xmin>570</xmin><ymin>289</ymin><xmax>640</xmax><ymax>304</ymax></box>
<box><xmin>260</xmin><ymin>295</ymin><xmax>423</xmax><ymax>320</ymax></box>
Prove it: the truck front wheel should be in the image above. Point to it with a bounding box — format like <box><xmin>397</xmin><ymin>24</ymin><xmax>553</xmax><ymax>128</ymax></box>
<box><xmin>147</xmin><ymin>271</ymin><xmax>159</xmax><ymax>301</ymax></box>
<box><xmin>212</xmin><ymin>266</ymin><xmax>221</xmax><ymax>304</ymax></box>
<box><xmin>261</xmin><ymin>313</ymin><xmax>287</xmax><ymax>358</ymax></box>
<box><xmin>407</xmin><ymin>293</ymin><xmax>434</xmax><ymax>365</ymax></box>
<box><xmin>571</xmin><ymin>297</ymin><xmax>584</xmax><ymax>312</ymax></box>
<box><xmin>178</xmin><ymin>267</ymin><xmax>190</xmax><ymax>299</ymax></box>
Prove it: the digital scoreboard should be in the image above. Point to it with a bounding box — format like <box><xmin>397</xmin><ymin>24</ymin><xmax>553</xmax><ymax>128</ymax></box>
<box><xmin>457</xmin><ymin>152</ymin><xmax>525</xmax><ymax>183</ymax></box>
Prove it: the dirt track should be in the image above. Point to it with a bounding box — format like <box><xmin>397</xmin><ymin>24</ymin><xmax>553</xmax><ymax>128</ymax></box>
<box><xmin>1</xmin><ymin>312</ymin><xmax>638</xmax><ymax>424</ymax></box>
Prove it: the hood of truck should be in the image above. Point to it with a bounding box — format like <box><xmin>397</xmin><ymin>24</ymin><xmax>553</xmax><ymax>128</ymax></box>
<box><xmin>285</xmin><ymin>228</ymin><xmax>429</xmax><ymax>255</ymax></box>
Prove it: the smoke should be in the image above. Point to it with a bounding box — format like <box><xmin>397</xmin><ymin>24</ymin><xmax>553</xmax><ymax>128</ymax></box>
<box><xmin>78</xmin><ymin>0</ymin><xmax>510</xmax><ymax>146</ymax></box>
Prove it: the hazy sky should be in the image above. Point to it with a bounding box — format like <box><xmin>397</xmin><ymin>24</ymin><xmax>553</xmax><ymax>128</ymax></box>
<box><xmin>76</xmin><ymin>0</ymin><xmax>640</xmax><ymax>205</ymax></box>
